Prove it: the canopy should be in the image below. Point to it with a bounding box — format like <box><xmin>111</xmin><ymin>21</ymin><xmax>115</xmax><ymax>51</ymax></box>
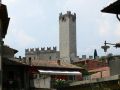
<box><xmin>101</xmin><ymin>0</ymin><xmax>120</xmax><ymax>14</ymax></box>
<box><xmin>38</xmin><ymin>70</ymin><xmax>81</xmax><ymax>75</ymax></box>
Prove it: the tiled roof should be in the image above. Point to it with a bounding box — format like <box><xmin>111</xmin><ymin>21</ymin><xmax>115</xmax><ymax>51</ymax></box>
<box><xmin>30</xmin><ymin>60</ymin><xmax>83</xmax><ymax>70</ymax></box>
<box><xmin>89</xmin><ymin>66</ymin><xmax>109</xmax><ymax>73</ymax></box>
<box><xmin>73</xmin><ymin>59</ymin><xmax>107</xmax><ymax>70</ymax></box>
<box><xmin>3</xmin><ymin>58</ymin><xmax>27</xmax><ymax>66</ymax></box>
<box><xmin>5</xmin><ymin>58</ymin><xmax>84</xmax><ymax>71</ymax></box>
<box><xmin>89</xmin><ymin>66</ymin><xmax>110</xmax><ymax>79</ymax></box>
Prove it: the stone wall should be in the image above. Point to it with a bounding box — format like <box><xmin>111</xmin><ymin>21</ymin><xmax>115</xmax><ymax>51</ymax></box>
<box><xmin>25</xmin><ymin>47</ymin><xmax>60</xmax><ymax>61</ymax></box>
<box><xmin>109</xmin><ymin>59</ymin><xmax>120</xmax><ymax>76</ymax></box>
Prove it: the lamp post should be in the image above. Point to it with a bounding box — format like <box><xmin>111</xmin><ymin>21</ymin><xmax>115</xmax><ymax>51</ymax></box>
<box><xmin>101</xmin><ymin>0</ymin><xmax>120</xmax><ymax>53</ymax></box>
<box><xmin>101</xmin><ymin>41</ymin><xmax>110</xmax><ymax>52</ymax></box>
<box><xmin>101</xmin><ymin>41</ymin><xmax>120</xmax><ymax>52</ymax></box>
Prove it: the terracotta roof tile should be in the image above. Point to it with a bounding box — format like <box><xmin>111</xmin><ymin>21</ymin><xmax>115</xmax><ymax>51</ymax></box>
<box><xmin>30</xmin><ymin>60</ymin><xmax>83</xmax><ymax>70</ymax></box>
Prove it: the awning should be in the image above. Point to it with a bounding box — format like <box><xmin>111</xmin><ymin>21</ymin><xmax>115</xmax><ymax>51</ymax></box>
<box><xmin>38</xmin><ymin>70</ymin><xmax>81</xmax><ymax>75</ymax></box>
<box><xmin>101</xmin><ymin>0</ymin><xmax>120</xmax><ymax>14</ymax></box>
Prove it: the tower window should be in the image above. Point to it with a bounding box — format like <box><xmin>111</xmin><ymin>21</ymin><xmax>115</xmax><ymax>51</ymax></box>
<box><xmin>29</xmin><ymin>57</ymin><xmax>31</xmax><ymax>60</ymax></box>
<box><xmin>49</xmin><ymin>56</ymin><xmax>51</xmax><ymax>60</ymax></box>
<box><xmin>62</xmin><ymin>17</ymin><xmax>66</xmax><ymax>21</ymax></box>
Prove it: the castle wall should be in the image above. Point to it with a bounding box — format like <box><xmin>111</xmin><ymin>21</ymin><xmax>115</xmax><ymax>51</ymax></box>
<box><xmin>25</xmin><ymin>47</ymin><xmax>60</xmax><ymax>61</ymax></box>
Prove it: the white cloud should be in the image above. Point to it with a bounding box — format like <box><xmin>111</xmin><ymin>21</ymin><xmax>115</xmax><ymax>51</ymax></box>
<box><xmin>16</xmin><ymin>31</ymin><xmax>36</xmax><ymax>47</ymax></box>
<box><xmin>2</xmin><ymin>0</ymin><xmax>18</xmax><ymax>5</ymax></box>
<box><xmin>4</xmin><ymin>29</ymin><xmax>36</xmax><ymax>47</ymax></box>
<box><xmin>59</xmin><ymin>0</ymin><xmax>83</xmax><ymax>12</ymax></box>
<box><xmin>80</xmin><ymin>45</ymin><xmax>99</xmax><ymax>54</ymax></box>
<box><xmin>114</xmin><ymin>23</ymin><xmax>120</xmax><ymax>36</ymax></box>
<box><xmin>98</xmin><ymin>20</ymin><xmax>110</xmax><ymax>37</ymax></box>
<box><xmin>106</xmin><ymin>0</ymin><xmax>118</xmax><ymax>5</ymax></box>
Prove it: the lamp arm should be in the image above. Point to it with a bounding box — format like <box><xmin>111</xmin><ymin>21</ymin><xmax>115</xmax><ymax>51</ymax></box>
<box><xmin>106</xmin><ymin>43</ymin><xmax>115</xmax><ymax>45</ymax></box>
<box><xmin>116</xmin><ymin>14</ymin><xmax>120</xmax><ymax>22</ymax></box>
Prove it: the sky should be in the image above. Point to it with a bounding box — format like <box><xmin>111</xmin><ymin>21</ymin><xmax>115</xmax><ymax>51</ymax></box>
<box><xmin>2</xmin><ymin>0</ymin><xmax>120</xmax><ymax>58</ymax></box>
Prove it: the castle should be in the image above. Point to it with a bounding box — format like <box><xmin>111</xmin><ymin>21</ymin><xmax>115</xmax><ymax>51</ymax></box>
<box><xmin>25</xmin><ymin>11</ymin><xmax>78</xmax><ymax>63</ymax></box>
<box><xmin>25</xmin><ymin>47</ymin><xmax>60</xmax><ymax>61</ymax></box>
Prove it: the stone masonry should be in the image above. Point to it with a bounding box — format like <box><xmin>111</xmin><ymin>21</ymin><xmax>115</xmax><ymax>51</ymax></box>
<box><xmin>59</xmin><ymin>11</ymin><xmax>77</xmax><ymax>63</ymax></box>
<box><xmin>25</xmin><ymin>47</ymin><xmax>60</xmax><ymax>62</ymax></box>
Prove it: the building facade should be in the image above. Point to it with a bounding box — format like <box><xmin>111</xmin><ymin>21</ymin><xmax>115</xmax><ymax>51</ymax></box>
<box><xmin>59</xmin><ymin>11</ymin><xmax>77</xmax><ymax>63</ymax></box>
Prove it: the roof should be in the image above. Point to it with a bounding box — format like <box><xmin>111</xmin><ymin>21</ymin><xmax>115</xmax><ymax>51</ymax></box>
<box><xmin>3</xmin><ymin>58</ymin><xmax>84</xmax><ymax>71</ymax></box>
<box><xmin>89</xmin><ymin>66</ymin><xmax>109</xmax><ymax>73</ymax></box>
<box><xmin>3</xmin><ymin>58</ymin><xmax>27</xmax><ymax>66</ymax></box>
<box><xmin>30</xmin><ymin>60</ymin><xmax>84</xmax><ymax>71</ymax></box>
<box><xmin>101</xmin><ymin>0</ymin><xmax>120</xmax><ymax>14</ymax></box>
<box><xmin>3</xmin><ymin>45</ymin><xmax>18</xmax><ymax>54</ymax></box>
<box><xmin>73</xmin><ymin>59</ymin><xmax>108</xmax><ymax>70</ymax></box>
<box><xmin>70</xmin><ymin>75</ymin><xmax>120</xmax><ymax>86</ymax></box>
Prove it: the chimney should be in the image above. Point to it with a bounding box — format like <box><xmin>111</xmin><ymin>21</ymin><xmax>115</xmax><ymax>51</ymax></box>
<box><xmin>82</xmin><ymin>55</ymin><xmax>86</xmax><ymax>59</ymax></box>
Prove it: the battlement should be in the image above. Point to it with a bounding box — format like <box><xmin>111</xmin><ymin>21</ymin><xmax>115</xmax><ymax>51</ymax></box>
<box><xmin>59</xmin><ymin>11</ymin><xmax>76</xmax><ymax>22</ymax></box>
<box><xmin>25</xmin><ymin>47</ymin><xmax>57</xmax><ymax>53</ymax></box>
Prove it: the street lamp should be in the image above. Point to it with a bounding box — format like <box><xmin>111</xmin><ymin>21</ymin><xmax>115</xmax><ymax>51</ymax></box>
<box><xmin>101</xmin><ymin>41</ymin><xmax>110</xmax><ymax>52</ymax></box>
<box><xmin>101</xmin><ymin>41</ymin><xmax>120</xmax><ymax>52</ymax></box>
<box><xmin>101</xmin><ymin>0</ymin><xmax>120</xmax><ymax>52</ymax></box>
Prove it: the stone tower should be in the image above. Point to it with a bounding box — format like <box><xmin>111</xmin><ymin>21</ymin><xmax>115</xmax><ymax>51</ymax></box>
<box><xmin>59</xmin><ymin>11</ymin><xmax>77</xmax><ymax>63</ymax></box>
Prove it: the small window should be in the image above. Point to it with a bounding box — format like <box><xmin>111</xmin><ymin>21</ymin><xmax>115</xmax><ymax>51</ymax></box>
<box><xmin>49</xmin><ymin>56</ymin><xmax>51</xmax><ymax>60</ymax></box>
<box><xmin>29</xmin><ymin>57</ymin><xmax>31</xmax><ymax>60</ymax></box>
<box><xmin>33</xmin><ymin>74</ymin><xmax>37</xmax><ymax>79</ymax></box>
<box><xmin>68</xmin><ymin>75</ymin><xmax>75</xmax><ymax>81</ymax></box>
<box><xmin>8</xmin><ymin>71</ymin><xmax>14</xmax><ymax>79</ymax></box>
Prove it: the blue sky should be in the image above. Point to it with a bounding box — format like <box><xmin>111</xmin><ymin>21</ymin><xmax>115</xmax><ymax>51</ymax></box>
<box><xmin>2</xmin><ymin>0</ymin><xmax>120</xmax><ymax>58</ymax></box>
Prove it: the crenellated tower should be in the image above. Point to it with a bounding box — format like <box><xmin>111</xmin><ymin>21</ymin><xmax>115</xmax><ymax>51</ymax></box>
<box><xmin>59</xmin><ymin>11</ymin><xmax>77</xmax><ymax>63</ymax></box>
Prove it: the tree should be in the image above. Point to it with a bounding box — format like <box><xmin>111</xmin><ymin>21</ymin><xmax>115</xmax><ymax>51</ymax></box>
<box><xmin>94</xmin><ymin>49</ymin><xmax>98</xmax><ymax>59</ymax></box>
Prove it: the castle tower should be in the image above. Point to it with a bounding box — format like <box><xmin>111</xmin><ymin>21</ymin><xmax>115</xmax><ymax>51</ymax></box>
<box><xmin>59</xmin><ymin>11</ymin><xmax>77</xmax><ymax>63</ymax></box>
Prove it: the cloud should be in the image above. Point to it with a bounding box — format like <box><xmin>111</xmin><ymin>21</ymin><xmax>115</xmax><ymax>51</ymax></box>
<box><xmin>114</xmin><ymin>23</ymin><xmax>120</xmax><ymax>36</ymax></box>
<box><xmin>106</xmin><ymin>0</ymin><xmax>118</xmax><ymax>5</ymax></box>
<box><xmin>4</xmin><ymin>29</ymin><xmax>36</xmax><ymax>47</ymax></box>
<box><xmin>58</xmin><ymin>0</ymin><xmax>83</xmax><ymax>12</ymax></box>
<box><xmin>16</xmin><ymin>31</ymin><xmax>36</xmax><ymax>47</ymax></box>
<box><xmin>98</xmin><ymin>20</ymin><xmax>110</xmax><ymax>37</ymax></box>
<box><xmin>2</xmin><ymin>0</ymin><xmax>18</xmax><ymax>5</ymax></box>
